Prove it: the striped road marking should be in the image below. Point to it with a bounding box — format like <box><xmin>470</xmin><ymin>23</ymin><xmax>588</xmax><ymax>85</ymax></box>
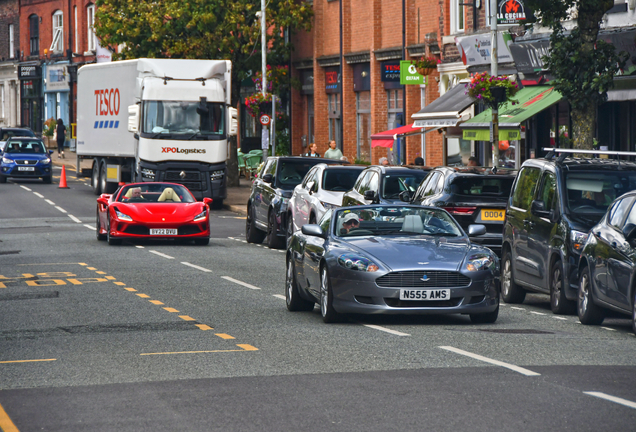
<box><xmin>439</xmin><ymin>346</ymin><xmax>540</xmax><ymax>376</ymax></box>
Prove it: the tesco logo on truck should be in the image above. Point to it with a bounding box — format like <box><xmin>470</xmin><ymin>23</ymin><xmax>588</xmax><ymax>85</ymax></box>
<box><xmin>95</xmin><ymin>89</ymin><xmax>120</xmax><ymax>116</ymax></box>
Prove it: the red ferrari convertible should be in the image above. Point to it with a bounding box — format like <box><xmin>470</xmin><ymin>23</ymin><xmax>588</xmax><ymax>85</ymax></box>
<box><xmin>96</xmin><ymin>182</ymin><xmax>212</xmax><ymax>245</ymax></box>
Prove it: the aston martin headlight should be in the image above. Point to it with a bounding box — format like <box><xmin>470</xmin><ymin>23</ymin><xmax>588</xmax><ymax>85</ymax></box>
<box><xmin>337</xmin><ymin>254</ymin><xmax>379</xmax><ymax>272</ymax></box>
<box><xmin>2</xmin><ymin>156</ymin><xmax>12</xmax><ymax>164</ymax></box>
<box><xmin>141</xmin><ymin>168</ymin><xmax>156</xmax><ymax>179</ymax></box>
<box><xmin>194</xmin><ymin>209</ymin><xmax>207</xmax><ymax>221</ymax></box>
<box><xmin>320</xmin><ymin>201</ymin><xmax>337</xmax><ymax>211</ymax></box>
<box><xmin>465</xmin><ymin>254</ymin><xmax>495</xmax><ymax>272</ymax></box>
<box><xmin>571</xmin><ymin>230</ymin><xmax>588</xmax><ymax>253</ymax></box>
<box><xmin>115</xmin><ymin>209</ymin><xmax>133</xmax><ymax>221</ymax></box>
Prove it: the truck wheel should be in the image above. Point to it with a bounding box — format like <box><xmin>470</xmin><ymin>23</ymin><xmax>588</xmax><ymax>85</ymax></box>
<box><xmin>92</xmin><ymin>160</ymin><xmax>102</xmax><ymax>195</ymax></box>
<box><xmin>100</xmin><ymin>160</ymin><xmax>116</xmax><ymax>194</ymax></box>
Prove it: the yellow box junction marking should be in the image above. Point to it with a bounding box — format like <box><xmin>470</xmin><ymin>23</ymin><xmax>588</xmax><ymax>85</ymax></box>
<box><xmin>67</xmin><ymin>278</ymin><xmax>108</xmax><ymax>285</ymax></box>
<box><xmin>163</xmin><ymin>307</ymin><xmax>179</xmax><ymax>313</ymax></box>
<box><xmin>195</xmin><ymin>324</ymin><xmax>213</xmax><ymax>331</ymax></box>
<box><xmin>95</xmin><ymin>271</ymin><xmax>107</xmax><ymax>275</ymax></box>
<box><xmin>114</xmin><ymin>282</ymin><xmax>126</xmax><ymax>286</ymax></box>
<box><xmin>236</xmin><ymin>344</ymin><xmax>258</xmax><ymax>351</ymax></box>
<box><xmin>215</xmin><ymin>333</ymin><xmax>235</xmax><ymax>340</ymax></box>
<box><xmin>149</xmin><ymin>300</ymin><xmax>164</xmax><ymax>305</ymax></box>
<box><xmin>0</xmin><ymin>401</ymin><xmax>19</xmax><ymax>432</ymax></box>
<box><xmin>125</xmin><ymin>288</ymin><xmax>137</xmax><ymax>292</ymax></box>
<box><xmin>105</xmin><ymin>276</ymin><xmax>116</xmax><ymax>280</ymax></box>
<box><xmin>136</xmin><ymin>294</ymin><xmax>150</xmax><ymax>298</ymax></box>
<box><xmin>140</xmin><ymin>345</ymin><xmax>258</xmax><ymax>356</ymax></box>
<box><xmin>179</xmin><ymin>315</ymin><xmax>196</xmax><ymax>321</ymax></box>
<box><xmin>79</xmin><ymin>263</ymin><xmax>87</xmax><ymax>266</ymax></box>
<box><xmin>87</xmin><ymin>267</ymin><xmax>97</xmax><ymax>270</ymax></box>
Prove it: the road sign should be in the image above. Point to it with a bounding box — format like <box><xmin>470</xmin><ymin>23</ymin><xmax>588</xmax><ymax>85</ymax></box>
<box><xmin>259</xmin><ymin>114</ymin><xmax>271</xmax><ymax>126</ymax></box>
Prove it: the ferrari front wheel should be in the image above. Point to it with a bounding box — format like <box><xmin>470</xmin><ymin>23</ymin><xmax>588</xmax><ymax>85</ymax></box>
<box><xmin>96</xmin><ymin>206</ymin><xmax>106</xmax><ymax>241</ymax></box>
<box><xmin>194</xmin><ymin>237</ymin><xmax>210</xmax><ymax>246</ymax></box>
<box><xmin>107</xmin><ymin>218</ymin><xmax>121</xmax><ymax>245</ymax></box>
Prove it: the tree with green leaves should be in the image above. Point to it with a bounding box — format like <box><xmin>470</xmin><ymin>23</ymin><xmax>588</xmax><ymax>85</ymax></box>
<box><xmin>526</xmin><ymin>0</ymin><xmax>628</xmax><ymax>150</ymax></box>
<box><xmin>94</xmin><ymin>0</ymin><xmax>313</xmax><ymax>185</ymax></box>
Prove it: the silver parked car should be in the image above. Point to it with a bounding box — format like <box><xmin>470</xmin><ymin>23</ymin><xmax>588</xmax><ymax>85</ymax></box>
<box><xmin>285</xmin><ymin>204</ymin><xmax>501</xmax><ymax>323</ymax></box>
<box><xmin>286</xmin><ymin>164</ymin><xmax>365</xmax><ymax>242</ymax></box>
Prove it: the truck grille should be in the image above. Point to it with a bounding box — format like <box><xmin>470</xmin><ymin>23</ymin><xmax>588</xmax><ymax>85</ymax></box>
<box><xmin>376</xmin><ymin>271</ymin><xmax>471</xmax><ymax>288</ymax></box>
<box><xmin>165</xmin><ymin>171</ymin><xmax>201</xmax><ymax>181</ymax></box>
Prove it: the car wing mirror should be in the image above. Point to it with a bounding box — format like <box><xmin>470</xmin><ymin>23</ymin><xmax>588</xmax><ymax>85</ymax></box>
<box><xmin>48</xmin><ymin>150</ymin><xmax>54</xmax><ymax>155</ymax></box>
<box><xmin>203</xmin><ymin>197</ymin><xmax>213</xmax><ymax>206</ymax></box>
<box><xmin>622</xmin><ymin>223</ymin><xmax>636</xmax><ymax>242</ymax></box>
<box><xmin>468</xmin><ymin>224</ymin><xmax>487</xmax><ymax>236</ymax></box>
<box><xmin>531</xmin><ymin>199</ymin><xmax>552</xmax><ymax>219</ymax></box>
<box><xmin>306</xmin><ymin>181</ymin><xmax>315</xmax><ymax>194</ymax></box>
<box><xmin>301</xmin><ymin>224</ymin><xmax>327</xmax><ymax>239</ymax></box>
<box><xmin>363</xmin><ymin>190</ymin><xmax>377</xmax><ymax>201</ymax></box>
<box><xmin>399</xmin><ymin>190</ymin><xmax>411</xmax><ymax>202</ymax></box>
<box><xmin>96</xmin><ymin>197</ymin><xmax>109</xmax><ymax>206</ymax></box>
<box><xmin>262</xmin><ymin>173</ymin><xmax>273</xmax><ymax>184</ymax></box>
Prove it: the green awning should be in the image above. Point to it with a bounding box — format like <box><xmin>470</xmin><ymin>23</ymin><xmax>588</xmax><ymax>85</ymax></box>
<box><xmin>461</xmin><ymin>86</ymin><xmax>563</xmax><ymax>140</ymax></box>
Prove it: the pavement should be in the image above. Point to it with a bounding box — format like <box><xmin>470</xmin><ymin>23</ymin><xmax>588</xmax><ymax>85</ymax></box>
<box><xmin>51</xmin><ymin>149</ymin><xmax>251</xmax><ymax>215</ymax></box>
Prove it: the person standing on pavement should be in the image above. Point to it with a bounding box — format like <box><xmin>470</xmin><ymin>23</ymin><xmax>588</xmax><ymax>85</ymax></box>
<box><xmin>56</xmin><ymin>119</ymin><xmax>66</xmax><ymax>159</ymax></box>
<box><xmin>323</xmin><ymin>140</ymin><xmax>343</xmax><ymax>160</ymax></box>
<box><xmin>303</xmin><ymin>143</ymin><xmax>320</xmax><ymax>157</ymax></box>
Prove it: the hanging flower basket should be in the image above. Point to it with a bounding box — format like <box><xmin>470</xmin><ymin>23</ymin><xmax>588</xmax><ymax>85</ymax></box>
<box><xmin>411</xmin><ymin>56</ymin><xmax>440</xmax><ymax>76</ymax></box>
<box><xmin>245</xmin><ymin>92</ymin><xmax>273</xmax><ymax>118</ymax></box>
<box><xmin>465</xmin><ymin>72</ymin><xmax>519</xmax><ymax>108</ymax></box>
<box><xmin>417</xmin><ymin>67</ymin><xmax>435</xmax><ymax>76</ymax></box>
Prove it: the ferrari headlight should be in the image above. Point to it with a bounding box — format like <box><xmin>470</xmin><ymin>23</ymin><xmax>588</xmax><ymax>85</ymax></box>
<box><xmin>194</xmin><ymin>209</ymin><xmax>207</xmax><ymax>221</ymax></box>
<box><xmin>571</xmin><ymin>230</ymin><xmax>588</xmax><ymax>253</ymax></box>
<box><xmin>465</xmin><ymin>254</ymin><xmax>495</xmax><ymax>272</ymax></box>
<box><xmin>320</xmin><ymin>201</ymin><xmax>338</xmax><ymax>211</ymax></box>
<box><xmin>337</xmin><ymin>254</ymin><xmax>379</xmax><ymax>272</ymax></box>
<box><xmin>115</xmin><ymin>209</ymin><xmax>133</xmax><ymax>221</ymax></box>
<box><xmin>2</xmin><ymin>156</ymin><xmax>12</xmax><ymax>164</ymax></box>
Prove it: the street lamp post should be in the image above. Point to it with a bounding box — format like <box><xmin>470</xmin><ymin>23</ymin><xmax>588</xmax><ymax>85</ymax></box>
<box><xmin>261</xmin><ymin>0</ymin><xmax>269</xmax><ymax>162</ymax></box>
<box><xmin>490</xmin><ymin>0</ymin><xmax>500</xmax><ymax>168</ymax></box>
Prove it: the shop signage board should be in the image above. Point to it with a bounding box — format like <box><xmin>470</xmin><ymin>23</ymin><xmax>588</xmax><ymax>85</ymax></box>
<box><xmin>509</xmin><ymin>40</ymin><xmax>550</xmax><ymax>74</ymax></box>
<box><xmin>19</xmin><ymin>65</ymin><xmax>40</xmax><ymax>79</ymax></box>
<box><xmin>455</xmin><ymin>32</ymin><xmax>514</xmax><ymax>67</ymax></box>
<box><xmin>497</xmin><ymin>0</ymin><xmax>528</xmax><ymax>25</ymax></box>
<box><xmin>325</xmin><ymin>66</ymin><xmax>340</xmax><ymax>94</ymax></box>
<box><xmin>399</xmin><ymin>61</ymin><xmax>427</xmax><ymax>85</ymax></box>
<box><xmin>382</xmin><ymin>62</ymin><xmax>401</xmax><ymax>82</ymax></box>
<box><xmin>46</xmin><ymin>64</ymin><xmax>69</xmax><ymax>91</ymax></box>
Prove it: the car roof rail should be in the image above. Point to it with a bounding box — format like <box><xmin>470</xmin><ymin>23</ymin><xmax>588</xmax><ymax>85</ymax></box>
<box><xmin>542</xmin><ymin>147</ymin><xmax>636</xmax><ymax>165</ymax></box>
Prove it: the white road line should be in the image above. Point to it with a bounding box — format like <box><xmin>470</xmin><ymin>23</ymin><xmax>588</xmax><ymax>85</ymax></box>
<box><xmin>601</xmin><ymin>327</ymin><xmax>617</xmax><ymax>332</ymax></box>
<box><xmin>277</xmin><ymin>250</ymin><xmax>285</xmax><ymax>253</ymax></box>
<box><xmin>68</xmin><ymin>214</ymin><xmax>81</xmax><ymax>223</ymax></box>
<box><xmin>84</xmin><ymin>224</ymin><xmax>96</xmax><ymax>231</ymax></box>
<box><xmin>55</xmin><ymin>206</ymin><xmax>67</xmax><ymax>213</ymax></box>
<box><xmin>20</xmin><ymin>185</ymin><xmax>32</xmax><ymax>191</ymax></box>
<box><xmin>362</xmin><ymin>324</ymin><xmax>410</xmax><ymax>337</ymax></box>
<box><xmin>149</xmin><ymin>250</ymin><xmax>174</xmax><ymax>259</ymax></box>
<box><xmin>272</xmin><ymin>294</ymin><xmax>286</xmax><ymax>300</ymax></box>
<box><xmin>33</xmin><ymin>192</ymin><xmax>44</xmax><ymax>198</ymax></box>
<box><xmin>584</xmin><ymin>392</ymin><xmax>636</xmax><ymax>409</ymax></box>
<box><xmin>45</xmin><ymin>199</ymin><xmax>55</xmax><ymax>205</ymax></box>
<box><xmin>530</xmin><ymin>311</ymin><xmax>546</xmax><ymax>316</ymax></box>
<box><xmin>553</xmin><ymin>316</ymin><xmax>568</xmax><ymax>321</ymax></box>
<box><xmin>135</xmin><ymin>245</ymin><xmax>145</xmax><ymax>249</ymax></box>
<box><xmin>242</xmin><ymin>240</ymin><xmax>247</xmax><ymax>243</ymax></box>
<box><xmin>181</xmin><ymin>262</ymin><xmax>212</xmax><ymax>272</ymax></box>
<box><xmin>221</xmin><ymin>276</ymin><xmax>261</xmax><ymax>290</ymax></box>
<box><xmin>439</xmin><ymin>346</ymin><xmax>541</xmax><ymax>377</ymax></box>
<box><xmin>510</xmin><ymin>307</ymin><xmax>526</xmax><ymax>311</ymax></box>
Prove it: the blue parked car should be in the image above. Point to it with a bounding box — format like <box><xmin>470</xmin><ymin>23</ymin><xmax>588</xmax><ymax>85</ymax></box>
<box><xmin>0</xmin><ymin>137</ymin><xmax>54</xmax><ymax>184</ymax></box>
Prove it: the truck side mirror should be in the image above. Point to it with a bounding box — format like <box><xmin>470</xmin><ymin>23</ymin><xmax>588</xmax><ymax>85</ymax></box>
<box><xmin>128</xmin><ymin>104</ymin><xmax>140</xmax><ymax>133</ymax></box>
<box><xmin>228</xmin><ymin>107</ymin><xmax>238</xmax><ymax>136</ymax></box>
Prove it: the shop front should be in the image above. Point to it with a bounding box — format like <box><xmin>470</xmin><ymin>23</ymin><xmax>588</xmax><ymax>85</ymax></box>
<box><xmin>0</xmin><ymin>62</ymin><xmax>20</xmax><ymax>127</ymax></box>
<box><xmin>18</xmin><ymin>63</ymin><xmax>43</xmax><ymax>133</ymax></box>
<box><xmin>43</xmin><ymin>63</ymin><xmax>70</xmax><ymax>133</ymax></box>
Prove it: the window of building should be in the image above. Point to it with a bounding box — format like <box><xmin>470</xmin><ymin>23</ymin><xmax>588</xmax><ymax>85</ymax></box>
<box><xmin>328</xmin><ymin>93</ymin><xmax>341</xmax><ymax>149</ymax></box>
<box><xmin>1</xmin><ymin>85</ymin><xmax>4</xmax><ymax>119</ymax></box>
<box><xmin>9</xmin><ymin>25</ymin><xmax>14</xmax><ymax>59</ymax></box>
<box><xmin>357</xmin><ymin>91</ymin><xmax>371</xmax><ymax>163</ymax></box>
<box><xmin>307</xmin><ymin>95</ymin><xmax>314</xmax><ymax>144</ymax></box>
<box><xmin>87</xmin><ymin>4</ymin><xmax>96</xmax><ymax>52</ymax></box>
<box><xmin>29</xmin><ymin>15</ymin><xmax>39</xmax><ymax>56</ymax></box>
<box><xmin>74</xmin><ymin>6</ymin><xmax>78</xmax><ymax>54</ymax></box>
<box><xmin>450</xmin><ymin>0</ymin><xmax>465</xmax><ymax>34</ymax></box>
<box><xmin>51</xmin><ymin>11</ymin><xmax>64</xmax><ymax>53</ymax></box>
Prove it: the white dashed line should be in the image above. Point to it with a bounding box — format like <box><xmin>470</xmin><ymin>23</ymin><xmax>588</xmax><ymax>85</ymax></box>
<box><xmin>149</xmin><ymin>250</ymin><xmax>174</xmax><ymax>259</ymax></box>
<box><xmin>439</xmin><ymin>346</ymin><xmax>541</xmax><ymax>376</ymax></box>
<box><xmin>242</xmin><ymin>240</ymin><xmax>247</xmax><ymax>243</ymax></box>
<box><xmin>135</xmin><ymin>245</ymin><xmax>145</xmax><ymax>249</ymax></box>
<box><xmin>84</xmin><ymin>224</ymin><xmax>96</xmax><ymax>231</ymax></box>
<box><xmin>181</xmin><ymin>262</ymin><xmax>212</xmax><ymax>272</ymax></box>
<box><xmin>221</xmin><ymin>276</ymin><xmax>261</xmax><ymax>290</ymax></box>
<box><xmin>510</xmin><ymin>307</ymin><xmax>525</xmax><ymax>311</ymax></box>
<box><xmin>20</xmin><ymin>185</ymin><xmax>32</xmax><ymax>191</ymax></box>
<box><xmin>584</xmin><ymin>392</ymin><xmax>636</xmax><ymax>409</ymax></box>
<box><xmin>553</xmin><ymin>316</ymin><xmax>568</xmax><ymax>321</ymax></box>
<box><xmin>601</xmin><ymin>327</ymin><xmax>617</xmax><ymax>332</ymax></box>
<box><xmin>68</xmin><ymin>214</ymin><xmax>81</xmax><ymax>223</ymax></box>
<box><xmin>55</xmin><ymin>206</ymin><xmax>67</xmax><ymax>213</ymax></box>
<box><xmin>277</xmin><ymin>250</ymin><xmax>285</xmax><ymax>253</ymax></box>
<box><xmin>530</xmin><ymin>311</ymin><xmax>546</xmax><ymax>316</ymax></box>
<box><xmin>33</xmin><ymin>192</ymin><xmax>44</xmax><ymax>198</ymax></box>
<box><xmin>362</xmin><ymin>324</ymin><xmax>410</xmax><ymax>337</ymax></box>
<box><xmin>272</xmin><ymin>294</ymin><xmax>286</xmax><ymax>300</ymax></box>
<box><xmin>45</xmin><ymin>199</ymin><xmax>55</xmax><ymax>205</ymax></box>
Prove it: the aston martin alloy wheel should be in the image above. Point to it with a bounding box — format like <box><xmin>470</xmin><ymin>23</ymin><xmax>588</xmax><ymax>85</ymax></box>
<box><xmin>286</xmin><ymin>256</ymin><xmax>314</xmax><ymax>312</ymax></box>
<box><xmin>320</xmin><ymin>266</ymin><xmax>341</xmax><ymax>323</ymax></box>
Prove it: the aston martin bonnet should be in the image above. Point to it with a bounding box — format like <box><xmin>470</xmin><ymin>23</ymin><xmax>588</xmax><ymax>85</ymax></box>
<box><xmin>285</xmin><ymin>204</ymin><xmax>500</xmax><ymax>323</ymax></box>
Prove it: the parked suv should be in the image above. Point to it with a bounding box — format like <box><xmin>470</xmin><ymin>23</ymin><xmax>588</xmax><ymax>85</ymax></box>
<box><xmin>246</xmin><ymin>156</ymin><xmax>346</xmax><ymax>249</ymax></box>
<box><xmin>501</xmin><ymin>150</ymin><xmax>636</xmax><ymax>314</ymax></box>
<box><xmin>409</xmin><ymin>166</ymin><xmax>517</xmax><ymax>255</ymax></box>
<box><xmin>341</xmin><ymin>165</ymin><xmax>430</xmax><ymax>206</ymax></box>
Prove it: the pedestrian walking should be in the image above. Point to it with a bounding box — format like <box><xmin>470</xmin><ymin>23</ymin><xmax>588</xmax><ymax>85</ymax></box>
<box><xmin>303</xmin><ymin>143</ymin><xmax>320</xmax><ymax>157</ymax></box>
<box><xmin>56</xmin><ymin>119</ymin><xmax>66</xmax><ymax>159</ymax></box>
<box><xmin>323</xmin><ymin>140</ymin><xmax>343</xmax><ymax>160</ymax></box>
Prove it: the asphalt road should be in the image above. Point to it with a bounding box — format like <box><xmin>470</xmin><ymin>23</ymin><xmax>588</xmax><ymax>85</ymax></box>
<box><xmin>1</xmin><ymin>170</ymin><xmax>636</xmax><ymax>431</ymax></box>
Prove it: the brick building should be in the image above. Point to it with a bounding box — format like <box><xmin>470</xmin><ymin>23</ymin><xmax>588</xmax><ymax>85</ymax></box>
<box><xmin>0</xmin><ymin>0</ymin><xmax>20</xmax><ymax>127</ymax></box>
<box><xmin>18</xmin><ymin>0</ymin><xmax>99</xmax><ymax>135</ymax></box>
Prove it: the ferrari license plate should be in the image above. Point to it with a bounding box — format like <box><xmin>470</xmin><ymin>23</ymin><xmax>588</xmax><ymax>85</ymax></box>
<box><xmin>17</xmin><ymin>166</ymin><xmax>34</xmax><ymax>171</ymax></box>
<box><xmin>481</xmin><ymin>209</ymin><xmax>505</xmax><ymax>221</ymax></box>
<box><xmin>400</xmin><ymin>289</ymin><xmax>450</xmax><ymax>301</ymax></box>
<box><xmin>150</xmin><ymin>229</ymin><xmax>177</xmax><ymax>235</ymax></box>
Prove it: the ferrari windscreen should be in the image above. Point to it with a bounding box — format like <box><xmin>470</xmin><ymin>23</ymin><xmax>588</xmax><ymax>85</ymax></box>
<box><xmin>335</xmin><ymin>206</ymin><xmax>463</xmax><ymax>237</ymax></box>
<box><xmin>117</xmin><ymin>184</ymin><xmax>196</xmax><ymax>203</ymax></box>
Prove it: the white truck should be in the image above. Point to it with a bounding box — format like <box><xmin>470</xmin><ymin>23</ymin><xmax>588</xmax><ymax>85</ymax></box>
<box><xmin>76</xmin><ymin>58</ymin><xmax>237</xmax><ymax>206</ymax></box>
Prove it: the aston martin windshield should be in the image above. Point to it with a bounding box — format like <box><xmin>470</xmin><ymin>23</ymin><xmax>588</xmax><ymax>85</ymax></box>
<box><xmin>335</xmin><ymin>206</ymin><xmax>463</xmax><ymax>237</ymax></box>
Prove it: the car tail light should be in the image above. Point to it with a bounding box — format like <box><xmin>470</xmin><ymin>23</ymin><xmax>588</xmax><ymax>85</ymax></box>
<box><xmin>443</xmin><ymin>206</ymin><xmax>477</xmax><ymax>215</ymax></box>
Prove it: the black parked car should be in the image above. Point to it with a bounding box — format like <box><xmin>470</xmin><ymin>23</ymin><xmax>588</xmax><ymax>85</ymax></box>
<box><xmin>0</xmin><ymin>128</ymin><xmax>36</xmax><ymax>153</ymax></box>
<box><xmin>408</xmin><ymin>166</ymin><xmax>516</xmax><ymax>255</ymax></box>
<box><xmin>501</xmin><ymin>150</ymin><xmax>636</xmax><ymax>314</ymax></box>
<box><xmin>578</xmin><ymin>191</ymin><xmax>636</xmax><ymax>333</ymax></box>
<box><xmin>341</xmin><ymin>165</ymin><xmax>430</xmax><ymax>207</ymax></box>
<box><xmin>246</xmin><ymin>156</ymin><xmax>347</xmax><ymax>249</ymax></box>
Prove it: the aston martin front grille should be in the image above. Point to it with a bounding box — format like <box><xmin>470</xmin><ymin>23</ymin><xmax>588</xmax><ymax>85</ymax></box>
<box><xmin>375</xmin><ymin>271</ymin><xmax>471</xmax><ymax>288</ymax></box>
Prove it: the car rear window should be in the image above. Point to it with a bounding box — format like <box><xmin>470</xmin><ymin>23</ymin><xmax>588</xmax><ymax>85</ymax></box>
<box><xmin>322</xmin><ymin>168</ymin><xmax>362</xmax><ymax>192</ymax></box>
<box><xmin>381</xmin><ymin>172</ymin><xmax>427</xmax><ymax>199</ymax></box>
<box><xmin>450</xmin><ymin>176</ymin><xmax>514</xmax><ymax>197</ymax></box>
<box><xmin>277</xmin><ymin>160</ymin><xmax>321</xmax><ymax>189</ymax></box>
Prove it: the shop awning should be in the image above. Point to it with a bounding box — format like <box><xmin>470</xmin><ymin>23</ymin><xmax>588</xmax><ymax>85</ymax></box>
<box><xmin>461</xmin><ymin>86</ymin><xmax>563</xmax><ymax>141</ymax></box>
<box><xmin>411</xmin><ymin>83</ymin><xmax>475</xmax><ymax>127</ymax></box>
<box><xmin>371</xmin><ymin>124</ymin><xmax>420</xmax><ymax>148</ymax></box>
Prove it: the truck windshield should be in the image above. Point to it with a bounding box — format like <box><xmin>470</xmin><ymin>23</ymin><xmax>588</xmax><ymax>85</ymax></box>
<box><xmin>142</xmin><ymin>101</ymin><xmax>224</xmax><ymax>137</ymax></box>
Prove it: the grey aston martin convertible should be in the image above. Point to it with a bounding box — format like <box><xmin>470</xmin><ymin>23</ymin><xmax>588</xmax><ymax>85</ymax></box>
<box><xmin>285</xmin><ymin>205</ymin><xmax>500</xmax><ymax>323</ymax></box>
